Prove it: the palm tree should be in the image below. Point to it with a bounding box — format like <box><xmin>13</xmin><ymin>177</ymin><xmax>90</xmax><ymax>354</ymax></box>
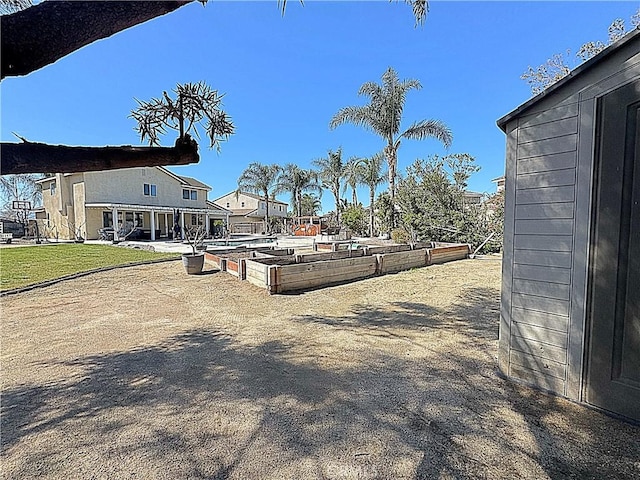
<box><xmin>237</xmin><ymin>162</ymin><xmax>282</xmax><ymax>234</ymax></box>
<box><xmin>329</xmin><ymin>67</ymin><xmax>452</xmax><ymax>225</ymax></box>
<box><xmin>343</xmin><ymin>156</ymin><xmax>364</xmax><ymax>206</ymax></box>
<box><xmin>357</xmin><ymin>152</ymin><xmax>387</xmax><ymax>237</ymax></box>
<box><xmin>312</xmin><ymin>148</ymin><xmax>345</xmax><ymax>223</ymax></box>
<box><xmin>300</xmin><ymin>193</ymin><xmax>322</xmax><ymax>216</ymax></box>
<box><xmin>276</xmin><ymin>164</ymin><xmax>322</xmax><ymax>218</ymax></box>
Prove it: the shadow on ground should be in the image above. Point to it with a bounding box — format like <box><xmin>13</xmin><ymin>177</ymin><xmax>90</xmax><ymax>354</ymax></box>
<box><xmin>2</xmin><ymin>288</ymin><xmax>638</xmax><ymax>479</ymax></box>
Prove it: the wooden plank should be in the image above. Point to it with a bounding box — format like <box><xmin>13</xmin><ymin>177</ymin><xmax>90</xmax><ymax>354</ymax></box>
<box><xmin>517</xmin><ymin>134</ymin><xmax>578</xmax><ymax>159</ymax></box>
<box><xmin>513</xmin><ymin>264</ymin><xmax>571</xmax><ymax>284</ymax></box>
<box><xmin>517</xmin><ymin>151</ymin><xmax>576</xmax><ymax>174</ymax></box>
<box><xmin>518</xmin><ymin>102</ymin><xmax>578</xmax><ymax>128</ymax></box>
<box><xmin>244</xmin><ymin>259</ymin><xmax>269</xmax><ymax>288</ymax></box>
<box><xmin>276</xmin><ymin>262</ymin><xmax>378</xmax><ymax>291</ymax></box>
<box><xmin>377</xmin><ymin>250</ymin><xmax>427</xmax><ymax>274</ymax></box>
<box><xmin>511</xmin><ymin>336</ymin><xmax>567</xmax><ymax>364</ymax></box>
<box><xmin>513</xmin><ymin>250</ymin><xmax>572</xmax><ymax>268</ymax></box>
<box><xmin>514</xmin><ymin>234</ymin><xmax>573</xmax><ymax>252</ymax></box>
<box><xmin>510</xmin><ymin>364</ymin><xmax>566</xmax><ymax>393</ymax></box>
<box><xmin>512</xmin><ymin>308</ymin><xmax>569</xmax><ymax>333</ymax></box>
<box><xmin>515</xmin><ymin>202</ymin><xmax>574</xmax><ymax>220</ymax></box>
<box><xmin>277</xmin><ymin>269</ymin><xmax>376</xmax><ymax>292</ymax></box>
<box><xmin>516</xmin><ymin>168</ymin><xmax>575</xmax><ymax>190</ymax></box>
<box><xmin>276</xmin><ymin>256</ymin><xmax>376</xmax><ymax>276</ymax></box>
<box><xmin>366</xmin><ymin>244</ymin><xmax>412</xmax><ymax>255</ymax></box>
<box><xmin>510</xmin><ymin>350</ymin><xmax>566</xmax><ymax>379</ymax></box>
<box><xmin>512</xmin><ymin>293</ymin><xmax>570</xmax><ymax>316</ymax></box>
<box><xmin>516</xmin><ymin>185</ymin><xmax>575</xmax><ymax>205</ymax></box>
<box><xmin>429</xmin><ymin>245</ymin><xmax>470</xmax><ymax>264</ymax></box>
<box><xmin>295</xmin><ymin>250</ymin><xmax>365</xmax><ymax>263</ymax></box>
<box><xmin>518</xmin><ymin>117</ymin><xmax>578</xmax><ymax>143</ymax></box>
<box><xmin>512</xmin><ymin>320</ymin><xmax>568</xmax><ymax>345</ymax></box>
<box><xmin>515</xmin><ymin>219</ymin><xmax>573</xmax><ymax>236</ymax></box>
<box><xmin>277</xmin><ymin>261</ymin><xmax>378</xmax><ymax>286</ymax></box>
<box><xmin>512</xmin><ymin>279</ymin><xmax>570</xmax><ymax>300</ymax></box>
<box><xmin>278</xmin><ymin>262</ymin><xmax>377</xmax><ymax>283</ymax></box>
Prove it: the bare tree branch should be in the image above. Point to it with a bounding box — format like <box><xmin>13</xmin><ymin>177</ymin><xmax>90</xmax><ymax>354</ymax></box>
<box><xmin>1</xmin><ymin>1</ymin><xmax>194</xmax><ymax>80</ymax></box>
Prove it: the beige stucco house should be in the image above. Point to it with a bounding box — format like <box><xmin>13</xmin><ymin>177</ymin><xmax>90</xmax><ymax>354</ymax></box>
<box><xmin>36</xmin><ymin>167</ymin><xmax>229</xmax><ymax>241</ymax></box>
<box><xmin>213</xmin><ymin>191</ymin><xmax>287</xmax><ymax>234</ymax></box>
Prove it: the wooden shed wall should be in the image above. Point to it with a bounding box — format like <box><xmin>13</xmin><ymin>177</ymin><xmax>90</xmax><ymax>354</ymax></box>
<box><xmin>499</xmin><ymin>35</ymin><xmax>640</xmax><ymax>401</ymax></box>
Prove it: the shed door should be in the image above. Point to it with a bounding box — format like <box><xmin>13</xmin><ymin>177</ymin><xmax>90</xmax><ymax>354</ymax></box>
<box><xmin>586</xmin><ymin>79</ymin><xmax>640</xmax><ymax>422</ymax></box>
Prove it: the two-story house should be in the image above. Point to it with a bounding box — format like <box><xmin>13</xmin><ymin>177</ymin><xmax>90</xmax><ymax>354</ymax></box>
<box><xmin>213</xmin><ymin>191</ymin><xmax>288</xmax><ymax>234</ymax></box>
<box><xmin>36</xmin><ymin>167</ymin><xmax>229</xmax><ymax>240</ymax></box>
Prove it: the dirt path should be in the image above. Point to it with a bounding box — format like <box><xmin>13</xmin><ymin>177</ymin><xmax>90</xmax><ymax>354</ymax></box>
<box><xmin>1</xmin><ymin>259</ymin><xmax>638</xmax><ymax>479</ymax></box>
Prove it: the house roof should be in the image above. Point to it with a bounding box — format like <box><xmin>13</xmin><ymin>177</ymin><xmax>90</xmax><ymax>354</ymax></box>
<box><xmin>230</xmin><ymin>208</ymin><xmax>259</xmax><ymax>217</ymax></box>
<box><xmin>497</xmin><ymin>28</ymin><xmax>640</xmax><ymax>131</ymax></box>
<box><xmin>179</xmin><ymin>175</ymin><xmax>210</xmax><ymax>190</ymax></box>
<box><xmin>213</xmin><ymin>190</ymin><xmax>288</xmax><ymax>206</ymax></box>
<box><xmin>206</xmin><ymin>200</ymin><xmax>232</xmax><ymax>213</ymax></box>
<box><xmin>35</xmin><ymin>167</ymin><xmax>212</xmax><ymax>192</ymax></box>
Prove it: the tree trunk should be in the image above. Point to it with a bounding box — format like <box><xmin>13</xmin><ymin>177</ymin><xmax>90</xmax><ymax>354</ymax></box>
<box><xmin>264</xmin><ymin>193</ymin><xmax>270</xmax><ymax>234</ymax></box>
<box><xmin>1</xmin><ymin>139</ymin><xmax>199</xmax><ymax>175</ymax></box>
<box><xmin>1</xmin><ymin>1</ymin><xmax>193</xmax><ymax>80</ymax></box>
<box><xmin>369</xmin><ymin>189</ymin><xmax>375</xmax><ymax>238</ymax></box>
<box><xmin>385</xmin><ymin>144</ymin><xmax>397</xmax><ymax>229</ymax></box>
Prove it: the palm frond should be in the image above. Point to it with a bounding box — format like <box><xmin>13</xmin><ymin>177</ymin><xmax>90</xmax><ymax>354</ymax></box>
<box><xmin>329</xmin><ymin>106</ymin><xmax>371</xmax><ymax>130</ymax></box>
<box><xmin>400</xmin><ymin>119</ymin><xmax>453</xmax><ymax>148</ymax></box>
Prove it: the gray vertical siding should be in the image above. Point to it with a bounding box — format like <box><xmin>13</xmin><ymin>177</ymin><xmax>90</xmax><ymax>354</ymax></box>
<box><xmin>499</xmin><ymin>34</ymin><xmax>640</xmax><ymax>402</ymax></box>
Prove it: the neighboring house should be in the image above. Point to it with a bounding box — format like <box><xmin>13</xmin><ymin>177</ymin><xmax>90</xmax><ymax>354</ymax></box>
<box><xmin>497</xmin><ymin>29</ymin><xmax>639</xmax><ymax>422</ymax></box>
<box><xmin>462</xmin><ymin>191</ymin><xmax>483</xmax><ymax>206</ymax></box>
<box><xmin>491</xmin><ymin>176</ymin><xmax>505</xmax><ymax>193</ymax></box>
<box><xmin>213</xmin><ymin>191</ymin><xmax>287</xmax><ymax>234</ymax></box>
<box><xmin>36</xmin><ymin>167</ymin><xmax>229</xmax><ymax>241</ymax></box>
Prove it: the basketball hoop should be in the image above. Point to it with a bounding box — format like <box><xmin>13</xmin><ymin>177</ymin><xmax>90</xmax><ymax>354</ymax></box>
<box><xmin>12</xmin><ymin>200</ymin><xmax>32</xmax><ymax>210</ymax></box>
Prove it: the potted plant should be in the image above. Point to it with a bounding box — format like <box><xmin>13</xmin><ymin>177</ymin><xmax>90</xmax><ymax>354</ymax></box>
<box><xmin>182</xmin><ymin>225</ymin><xmax>207</xmax><ymax>274</ymax></box>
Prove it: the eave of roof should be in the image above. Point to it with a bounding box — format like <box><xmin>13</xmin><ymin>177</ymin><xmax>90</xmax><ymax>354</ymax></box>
<box><xmin>212</xmin><ymin>190</ymin><xmax>287</xmax><ymax>205</ymax></box>
<box><xmin>497</xmin><ymin>28</ymin><xmax>640</xmax><ymax>131</ymax></box>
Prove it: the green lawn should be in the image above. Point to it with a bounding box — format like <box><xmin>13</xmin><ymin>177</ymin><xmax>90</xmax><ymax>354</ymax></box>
<box><xmin>0</xmin><ymin>244</ymin><xmax>179</xmax><ymax>291</ymax></box>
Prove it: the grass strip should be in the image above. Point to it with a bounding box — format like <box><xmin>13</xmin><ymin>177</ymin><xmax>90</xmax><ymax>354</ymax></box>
<box><xmin>0</xmin><ymin>244</ymin><xmax>179</xmax><ymax>291</ymax></box>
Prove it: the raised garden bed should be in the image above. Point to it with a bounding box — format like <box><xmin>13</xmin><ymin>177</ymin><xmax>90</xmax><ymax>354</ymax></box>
<box><xmin>241</xmin><ymin>243</ymin><xmax>470</xmax><ymax>294</ymax></box>
<box><xmin>204</xmin><ymin>246</ymin><xmax>294</xmax><ymax>278</ymax></box>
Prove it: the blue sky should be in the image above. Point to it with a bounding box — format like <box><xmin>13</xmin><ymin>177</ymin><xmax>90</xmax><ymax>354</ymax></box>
<box><xmin>2</xmin><ymin>1</ymin><xmax>638</xmax><ymax>213</ymax></box>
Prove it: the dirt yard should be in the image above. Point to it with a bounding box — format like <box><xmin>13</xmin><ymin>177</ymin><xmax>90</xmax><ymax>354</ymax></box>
<box><xmin>1</xmin><ymin>259</ymin><xmax>638</xmax><ymax>479</ymax></box>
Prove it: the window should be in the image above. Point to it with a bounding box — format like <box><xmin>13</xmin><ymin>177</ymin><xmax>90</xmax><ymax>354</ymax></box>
<box><xmin>183</xmin><ymin>189</ymin><xmax>190</xmax><ymax>200</ymax></box>
<box><xmin>183</xmin><ymin>189</ymin><xmax>197</xmax><ymax>200</ymax></box>
<box><xmin>279</xmin><ymin>205</ymin><xmax>282</xmax><ymax>211</ymax></box>
<box><xmin>261</xmin><ymin>202</ymin><xmax>265</xmax><ymax>209</ymax></box>
<box><xmin>226</xmin><ymin>202</ymin><xmax>230</xmax><ymax>208</ymax></box>
<box><xmin>144</xmin><ymin>184</ymin><xmax>157</xmax><ymax>196</ymax></box>
<box><xmin>103</xmin><ymin>212</ymin><xmax>113</xmax><ymax>228</ymax></box>
<box><xmin>134</xmin><ymin>212</ymin><xmax>144</xmax><ymax>228</ymax></box>
<box><xmin>190</xmin><ymin>190</ymin><xmax>197</xmax><ymax>201</ymax></box>
<box><xmin>50</xmin><ymin>181</ymin><xmax>56</xmax><ymax>195</ymax></box>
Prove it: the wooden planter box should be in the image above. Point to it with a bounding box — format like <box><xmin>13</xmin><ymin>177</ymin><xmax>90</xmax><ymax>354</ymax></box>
<box><xmin>205</xmin><ymin>247</ymin><xmax>293</xmax><ymax>277</ymax></box>
<box><xmin>237</xmin><ymin>243</ymin><xmax>470</xmax><ymax>294</ymax></box>
<box><xmin>244</xmin><ymin>255</ymin><xmax>377</xmax><ymax>294</ymax></box>
<box><xmin>428</xmin><ymin>243</ymin><xmax>471</xmax><ymax>264</ymax></box>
